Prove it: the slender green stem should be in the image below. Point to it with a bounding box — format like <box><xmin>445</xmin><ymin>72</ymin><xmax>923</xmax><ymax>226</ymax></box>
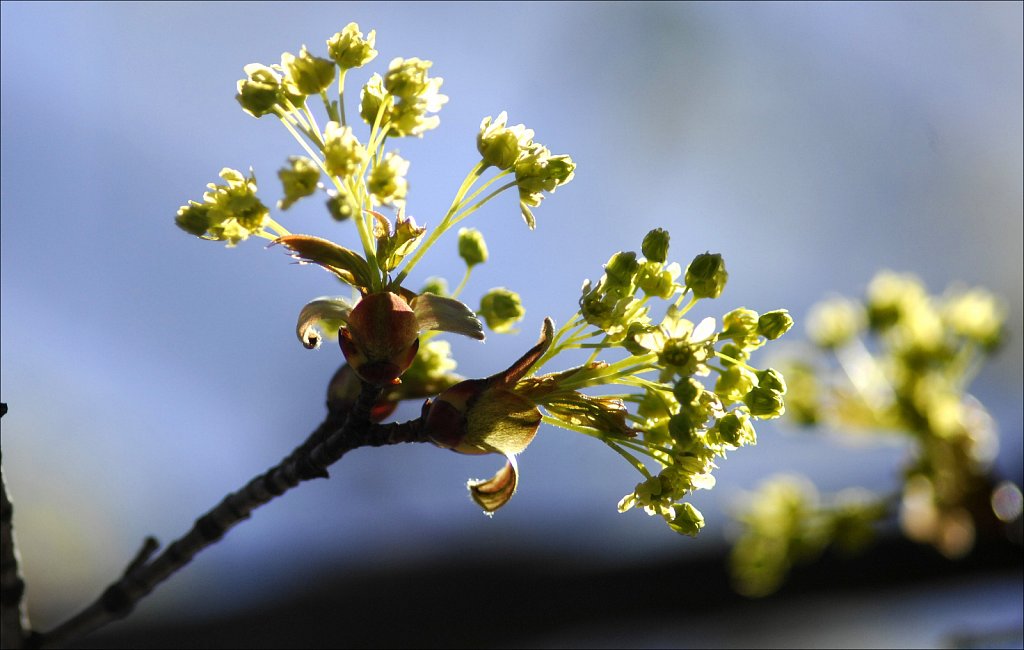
<box><xmin>539</xmin><ymin>415</ymin><xmax>651</xmax><ymax>477</ymax></box>
<box><xmin>616</xmin><ymin>436</ymin><xmax>675</xmax><ymax>460</ymax></box>
<box><xmin>337</xmin><ymin>69</ymin><xmax>348</xmax><ymax>125</ymax></box>
<box><xmin>449</xmin><ymin>181</ymin><xmax>518</xmax><ymax>227</ymax></box>
<box><xmin>374</xmin><ymin>135</ymin><xmax>389</xmax><ymax>166</ymax></box>
<box><xmin>254</xmin><ymin>230</ymin><xmax>280</xmax><ymax>242</ymax></box>
<box><xmin>675</xmin><ymin>292</ymin><xmax>698</xmax><ymax>313</ymax></box>
<box><xmin>302</xmin><ymin>103</ymin><xmax>323</xmax><ymax>145</ymax></box>
<box><xmin>276</xmin><ymin>112</ymin><xmax>329</xmax><ymax>174</ymax></box>
<box><xmin>392</xmin><ymin>161</ymin><xmax>487</xmax><ymax>287</ymax></box>
<box><xmin>265</xmin><ymin>217</ymin><xmax>292</xmax><ymax>238</ymax></box>
<box><xmin>605</xmin><ymin>441</ymin><xmax>652</xmax><ymax>478</ymax></box>
<box><xmin>281</xmin><ymin>97</ymin><xmax>312</xmax><ymax>132</ymax></box>
<box><xmin>359</xmin><ymin>97</ymin><xmax>392</xmax><ymax>256</ymax></box>
<box><xmin>451</xmin><ymin>267</ymin><xmax>472</xmax><ymax>299</ymax></box>
<box><xmin>459</xmin><ymin>167</ymin><xmax>513</xmax><ymax>207</ymax></box>
<box><xmin>339</xmin><ymin>174</ymin><xmax>380</xmax><ymax>290</ymax></box>
<box><xmin>320</xmin><ymin>90</ymin><xmax>339</xmax><ymax>124</ymax></box>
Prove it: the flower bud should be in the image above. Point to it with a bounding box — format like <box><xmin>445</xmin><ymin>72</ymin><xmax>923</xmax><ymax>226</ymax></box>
<box><xmin>744</xmin><ymin>386</ymin><xmax>786</xmax><ymax>419</ymax></box>
<box><xmin>326</xmin><ymin>188</ymin><xmax>354</xmax><ymax>221</ymax></box>
<box><xmin>359</xmin><ymin>74</ymin><xmax>389</xmax><ymax>127</ymax></box>
<box><xmin>367</xmin><ymin>152</ymin><xmax>410</xmax><ymax>207</ymax></box>
<box><xmin>383</xmin><ymin>57</ymin><xmax>433</xmax><ymax>100</ymax></box>
<box><xmin>322</xmin><ymin>121</ymin><xmax>368</xmax><ymax>178</ymax></box>
<box><xmin>685</xmin><ymin>252</ymin><xmax>728</xmax><ymax>299</ymax></box>
<box><xmin>278</xmin><ymin>156</ymin><xmax>320</xmax><ymax>210</ymax></box>
<box><xmin>623</xmin><ymin>321</ymin><xmax>658</xmax><ymax>356</ymax></box>
<box><xmin>420</xmin><ymin>277</ymin><xmax>449</xmax><ymax>297</ymax></box>
<box><xmin>327</xmin><ymin>23</ymin><xmax>378</xmax><ymax>69</ymax></box>
<box><xmin>457</xmin><ymin>228</ymin><xmax>489</xmax><ymax>268</ymax></box>
<box><xmin>714</xmin><ymin>410</ymin><xmax>756</xmax><ymax>447</ymax></box>
<box><xmin>175</xmin><ymin>202</ymin><xmax>212</xmax><ymax>236</ymax></box>
<box><xmin>716</xmin><ymin>366</ymin><xmax>757</xmax><ymax>403</ymax></box>
<box><xmin>339</xmin><ymin>291</ymin><xmax>420</xmax><ymax>384</ymax></box>
<box><xmin>755</xmin><ymin>368</ymin><xmax>787</xmax><ymax>394</ymax></box>
<box><xmin>718</xmin><ymin>342</ymin><xmax>748</xmax><ymax>367</ymax></box>
<box><xmin>480</xmin><ymin>288</ymin><xmax>525</xmax><ymax>333</ymax></box>
<box><xmin>673</xmin><ymin>377</ymin><xmax>704</xmax><ymax>406</ymax></box>
<box><xmin>722</xmin><ymin>307</ymin><xmax>761</xmax><ymax>348</ymax></box>
<box><xmin>477</xmin><ymin>112</ymin><xmax>534</xmax><ymax>170</ymax></box>
<box><xmin>636</xmin><ymin>261</ymin><xmax>675</xmax><ymax>299</ymax></box>
<box><xmin>183</xmin><ymin>168</ymin><xmax>268</xmax><ymax>246</ymax></box>
<box><xmin>281</xmin><ymin>46</ymin><xmax>336</xmax><ymax>96</ymax></box>
<box><xmin>604</xmin><ymin>252</ymin><xmax>639</xmax><ymax>288</ymax></box>
<box><xmin>235</xmin><ymin>64</ymin><xmax>282</xmax><ymax>118</ymax></box>
<box><xmin>758</xmin><ymin>309</ymin><xmax>794</xmax><ymax>340</ymax></box>
<box><xmin>668</xmin><ymin>412</ymin><xmax>702</xmax><ymax>449</ymax></box>
<box><xmin>641</xmin><ymin>228</ymin><xmax>670</xmax><ymax>263</ymax></box>
<box><xmin>668</xmin><ymin>502</ymin><xmax>705</xmax><ymax>537</ymax></box>
<box><xmin>514</xmin><ymin>146</ymin><xmax>576</xmax><ymax>228</ymax></box>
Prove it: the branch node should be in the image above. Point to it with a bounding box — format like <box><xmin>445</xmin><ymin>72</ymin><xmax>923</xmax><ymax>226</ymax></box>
<box><xmin>123</xmin><ymin>537</ymin><xmax>160</xmax><ymax>577</ymax></box>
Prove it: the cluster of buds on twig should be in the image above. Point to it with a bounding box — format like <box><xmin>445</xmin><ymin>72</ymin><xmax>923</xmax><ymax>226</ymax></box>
<box><xmin>174</xmin><ymin>23</ymin><xmax>793</xmax><ymax>536</ymax></box>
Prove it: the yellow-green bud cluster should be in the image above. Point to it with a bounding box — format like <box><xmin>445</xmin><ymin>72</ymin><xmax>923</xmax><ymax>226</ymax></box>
<box><xmin>367</xmin><ymin>152</ymin><xmax>410</xmax><ymax>207</ymax></box>
<box><xmin>641</xmin><ymin>228</ymin><xmax>670</xmax><ymax>263</ymax></box>
<box><xmin>477</xmin><ymin>112</ymin><xmax>535</xmax><ymax>170</ymax></box>
<box><xmin>327</xmin><ymin>23</ymin><xmax>378</xmax><ymax>70</ymax></box>
<box><xmin>281</xmin><ymin>46</ymin><xmax>336</xmax><ymax>96</ymax></box>
<box><xmin>685</xmin><ymin>252</ymin><xmax>728</xmax><ymax>299</ymax></box>
<box><xmin>236</xmin><ymin>64</ymin><xmax>288</xmax><ymax>118</ymax></box>
<box><xmin>277</xmin><ymin>156</ymin><xmax>320</xmax><ymax>210</ymax></box>
<box><xmin>420</xmin><ymin>277</ymin><xmax>449</xmax><ymax>297</ymax></box>
<box><xmin>322</xmin><ymin>121</ymin><xmax>368</xmax><ymax>178</ymax></box>
<box><xmin>515</xmin><ymin>145</ymin><xmax>576</xmax><ymax>229</ymax></box>
<box><xmin>457</xmin><ymin>228</ymin><xmax>488</xmax><ymax>268</ymax></box>
<box><xmin>360</xmin><ymin>58</ymin><xmax>448</xmax><ymax>138</ymax></box>
<box><xmin>479</xmin><ymin>288</ymin><xmax>525</xmax><ymax>333</ymax></box>
<box><xmin>548</xmin><ymin>230</ymin><xmax>794</xmax><ymax>536</ymax></box>
<box><xmin>175</xmin><ymin>168</ymin><xmax>269</xmax><ymax>246</ymax></box>
<box><xmin>325</xmin><ymin>188</ymin><xmax>355</xmax><ymax>222</ymax></box>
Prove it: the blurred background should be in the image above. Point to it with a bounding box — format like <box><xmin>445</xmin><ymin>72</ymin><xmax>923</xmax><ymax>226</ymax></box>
<box><xmin>2</xmin><ymin>2</ymin><xmax>1021</xmax><ymax>647</ymax></box>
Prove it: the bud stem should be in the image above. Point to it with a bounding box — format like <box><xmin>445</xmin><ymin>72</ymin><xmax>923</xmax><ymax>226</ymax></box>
<box><xmin>449</xmin><ymin>181</ymin><xmax>517</xmax><ymax>227</ymax></box>
<box><xmin>451</xmin><ymin>267</ymin><xmax>472</xmax><ymax>300</ymax></box>
<box><xmin>393</xmin><ymin>160</ymin><xmax>487</xmax><ymax>286</ymax></box>
<box><xmin>336</xmin><ymin>69</ymin><xmax>348</xmax><ymax>126</ymax></box>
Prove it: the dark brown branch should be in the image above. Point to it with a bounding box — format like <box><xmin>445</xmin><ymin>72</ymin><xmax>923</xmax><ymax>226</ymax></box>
<box><xmin>2</xmin><ymin>402</ymin><xmax>34</xmax><ymax>650</ymax></box>
<box><xmin>36</xmin><ymin>384</ymin><xmax>429</xmax><ymax>649</ymax></box>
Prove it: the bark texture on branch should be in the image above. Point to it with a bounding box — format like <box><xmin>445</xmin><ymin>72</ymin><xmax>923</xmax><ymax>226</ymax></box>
<box><xmin>26</xmin><ymin>383</ymin><xmax>428</xmax><ymax>649</ymax></box>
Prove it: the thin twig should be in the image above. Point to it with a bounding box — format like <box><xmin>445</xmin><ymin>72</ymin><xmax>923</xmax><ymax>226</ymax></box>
<box><xmin>36</xmin><ymin>384</ymin><xmax>429</xmax><ymax>649</ymax></box>
<box><xmin>2</xmin><ymin>402</ymin><xmax>34</xmax><ymax>650</ymax></box>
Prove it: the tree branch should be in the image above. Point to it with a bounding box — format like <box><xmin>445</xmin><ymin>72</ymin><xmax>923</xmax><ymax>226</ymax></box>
<box><xmin>34</xmin><ymin>383</ymin><xmax>429</xmax><ymax>649</ymax></box>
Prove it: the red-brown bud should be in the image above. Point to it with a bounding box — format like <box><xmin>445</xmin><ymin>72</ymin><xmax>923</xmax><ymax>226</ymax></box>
<box><xmin>340</xmin><ymin>291</ymin><xmax>420</xmax><ymax>384</ymax></box>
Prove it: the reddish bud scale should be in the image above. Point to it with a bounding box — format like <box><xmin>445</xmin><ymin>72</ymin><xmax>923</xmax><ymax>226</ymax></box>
<box><xmin>422</xmin><ymin>379</ymin><xmax>489</xmax><ymax>451</ymax></box>
<box><xmin>341</xmin><ymin>291</ymin><xmax>421</xmax><ymax>384</ymax></box>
